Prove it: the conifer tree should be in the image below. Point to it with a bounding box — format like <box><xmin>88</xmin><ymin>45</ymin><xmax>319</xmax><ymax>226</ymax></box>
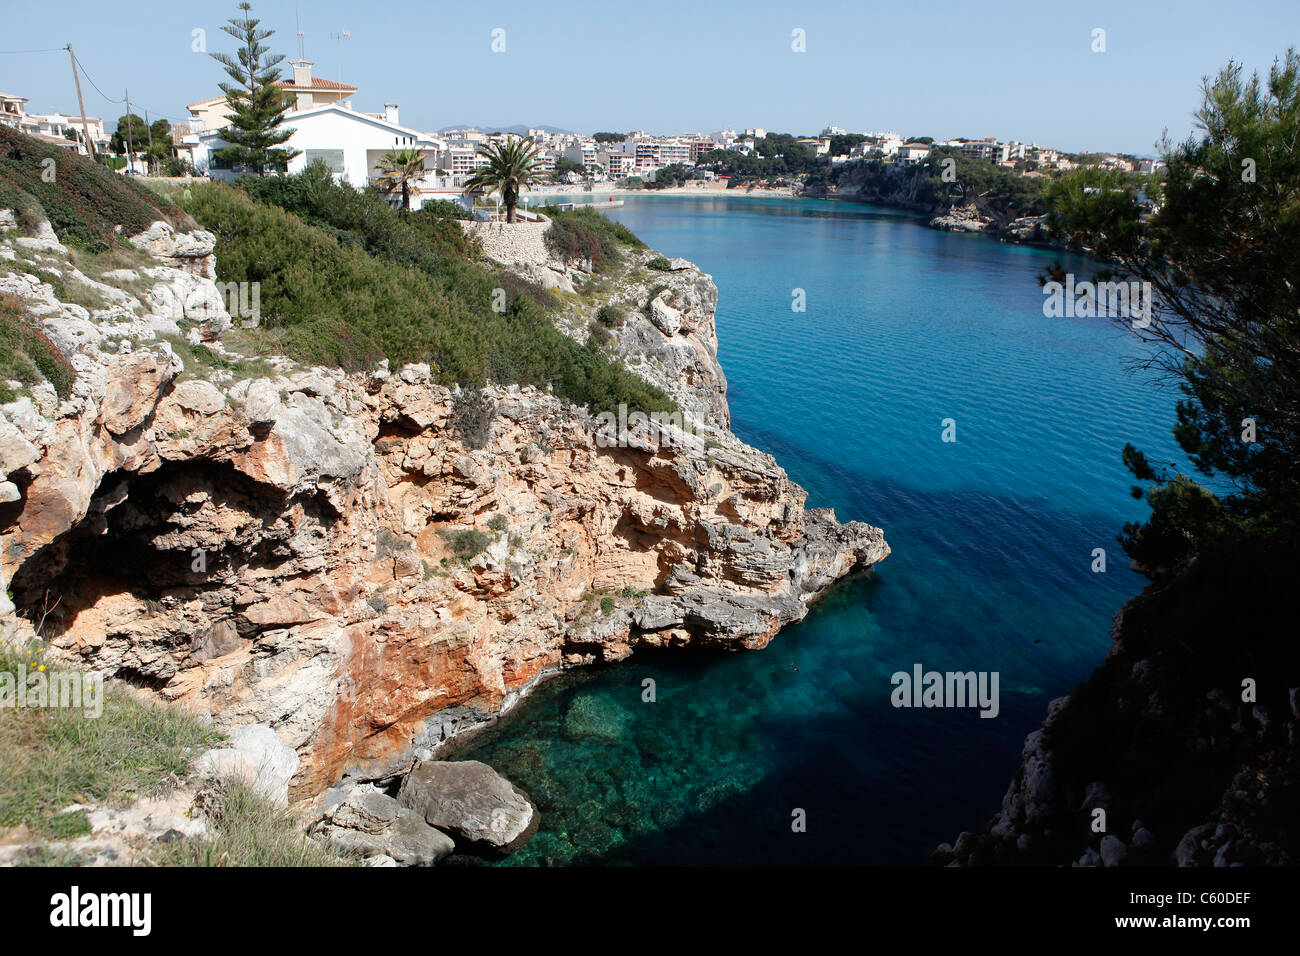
<box><xmin>210</xmin><ymin>2</ymin><xmax>298</xmax><ymax>175</ymax></box>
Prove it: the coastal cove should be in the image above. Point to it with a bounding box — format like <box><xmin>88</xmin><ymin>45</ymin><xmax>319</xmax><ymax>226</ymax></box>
<box><xmin>462</xmin><ymin>194</ymin><xmax>1191</xmax><ymax>865</ymax></box>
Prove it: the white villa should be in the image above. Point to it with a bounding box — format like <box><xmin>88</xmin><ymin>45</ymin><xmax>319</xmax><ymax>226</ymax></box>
<box><xmin>185</xmin><ymin>59</ymin><xmax>459</xmax><ymax>209</ymax></box>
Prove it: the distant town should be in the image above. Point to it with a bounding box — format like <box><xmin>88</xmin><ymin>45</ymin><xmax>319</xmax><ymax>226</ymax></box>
<box><xmin>0</xmin><ymin>56</ymin><xmax>1163</xmax><ymax>213</ymax></box>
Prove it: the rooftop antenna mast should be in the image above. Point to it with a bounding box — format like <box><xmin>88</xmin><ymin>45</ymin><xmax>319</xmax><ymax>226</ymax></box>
<box><xmin>328</xmin><ymin>28</ymin><xmax>350</xmax><ymax>85</ymax></box>
<box><xmin>295</xmin><ymin>2</ymin><xmax>306</xmax><ymax>58</ymax></box>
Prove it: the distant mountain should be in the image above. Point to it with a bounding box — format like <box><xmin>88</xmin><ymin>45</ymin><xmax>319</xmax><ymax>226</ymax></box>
<box><xmin>437</xmin><ymin>124</ymin><xmax>574</xmax><ymax>136</ymax></box>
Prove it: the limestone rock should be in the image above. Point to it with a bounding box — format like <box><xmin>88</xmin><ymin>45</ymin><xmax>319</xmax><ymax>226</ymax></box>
<box><xmin>397</xmin><ymin>759</ymin><xmax>538</xmax><ymax>854</ymax></box>
<box><xmin>311</xmin><ymin>783</ymin><xmax>454</xmax><ymax>865</ymax></box>
<box><xmin>195</xmin><ymin>724</ymin><xmax>300</xmax><ymax>806</ymax></box>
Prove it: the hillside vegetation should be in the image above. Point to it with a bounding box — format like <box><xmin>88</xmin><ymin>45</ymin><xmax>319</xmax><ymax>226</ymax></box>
<box><xmin>175</xmin><ymin>164</ymin><xmax>673</xmax><ymax>414</ymax></box>
<box><xmin>0</xmin><ymin>125</ymin><xmax>189</xmax><ymax>251</ymax></box>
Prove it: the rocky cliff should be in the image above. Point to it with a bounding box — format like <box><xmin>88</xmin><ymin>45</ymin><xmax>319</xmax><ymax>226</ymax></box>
<box><xmin>938</xmin><ymin>543</ymin><xmax>1299</xmax><ymax>867</ymax></box>
<box><xmin>0</xmin><ymin>213</ymin><xmax>888</xmax><ymax>817</ymax></box>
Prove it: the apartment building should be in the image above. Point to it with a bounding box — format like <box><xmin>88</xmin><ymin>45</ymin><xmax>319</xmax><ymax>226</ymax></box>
<box><xmin>959</xmin><ymin>137</ymin><xmax>1011</xmax><ymax>163</ymax></box>
<box><xmin>604</xmin><ymin>150</ymin><xmax>636</xmax><ymax>178</ymax></box>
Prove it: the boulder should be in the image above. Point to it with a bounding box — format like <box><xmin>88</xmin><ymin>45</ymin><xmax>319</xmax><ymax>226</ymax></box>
<box><xmin>312</xmin><ymin>784</ymin><xmax>454</xmax><ymax>866</ymax></box>
<box><xmin>397</xmin><ymin>759</ymin><xmax>538</xmax><ymax>854</ymax></box>
<box><xmin>1099</xmin><ymin>834</ymin><xmax>1128</xmax><ymax>867</ymax></box>
<box><xmin>195</xmin><ymin>724</ymin><xmax>299</xmax><ymax>806</ymax></box>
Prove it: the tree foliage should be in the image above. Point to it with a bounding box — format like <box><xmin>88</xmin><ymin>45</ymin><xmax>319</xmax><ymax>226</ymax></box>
<box><xmin>209</xmin><ymin>2</ymin><xmax>298</xmax><ymax>175</ymax></box>
<box><xmin>1045</xmin><ymin>49</ymin><xmax>1300</xmax><ymax>571</ymax></box>
<box><xmin>463</xmin><ymin>136</ymin><xmax>542</xmax><ymax>222</ymax></box>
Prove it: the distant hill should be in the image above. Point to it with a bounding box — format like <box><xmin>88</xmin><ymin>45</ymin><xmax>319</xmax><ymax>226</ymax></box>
<box><xmin>437</xmin><ymin>124</ymin><xmax>574</xmax><ymax>136</ymax></box>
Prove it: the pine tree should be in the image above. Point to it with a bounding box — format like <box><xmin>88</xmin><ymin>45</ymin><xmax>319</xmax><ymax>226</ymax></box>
<box><xmin>210</xmin><ymin>2</ymin><xmax>298</xmax><ymax>176</ymax></box>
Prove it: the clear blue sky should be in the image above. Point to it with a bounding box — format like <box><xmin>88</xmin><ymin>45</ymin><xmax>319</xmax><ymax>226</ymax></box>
<box><xmin>2</xmin><ymin>0</ymin><xmax>1297</xmax><ymax>154</ymax></box>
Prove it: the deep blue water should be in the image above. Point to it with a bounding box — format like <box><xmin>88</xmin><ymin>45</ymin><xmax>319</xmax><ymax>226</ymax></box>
<box><xmin>464</xmin><ymin>196</ymin><xmax>1187</xmax><ymax>865</ymax></box>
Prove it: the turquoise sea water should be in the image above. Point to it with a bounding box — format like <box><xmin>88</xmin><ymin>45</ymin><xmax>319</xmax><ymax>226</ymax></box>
<box><xmin>464</xmin><ymin>196</ymin><xmax>1187</xmax><ymax>865</ymax></box>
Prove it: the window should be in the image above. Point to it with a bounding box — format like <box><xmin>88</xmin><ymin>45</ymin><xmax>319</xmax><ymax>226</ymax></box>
<box><xmin>304</xmin><ymin>149</ymin><xmax>345</xmax><ymax>174</ymax></box>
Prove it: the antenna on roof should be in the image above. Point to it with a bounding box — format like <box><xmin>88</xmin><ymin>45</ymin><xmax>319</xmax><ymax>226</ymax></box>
<box><xmin>329</xmin><ymin>29</ymin><xmax>350</xmax><ymax>85</ymax></box>
<box><xmin>295</xmin><ymin>1</ymin><xmax>306</xmax><ymax>59</ymax></box>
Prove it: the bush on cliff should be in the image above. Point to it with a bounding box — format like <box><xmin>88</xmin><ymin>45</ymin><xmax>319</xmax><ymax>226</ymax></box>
<box><xmin>0</xmin><ymin>293</ymin><xmax>76</xmax><ymax>401</ymax></box>
<box><xmin>0</xmin><ymin>125</ymin><xmax>188</xmax><ymax>252</ymax></box>
<box><xmin>542</xmin><ymin>205</ymin><xmax>642</xmax><ymax>271</ymax></box>
<box><xmin>180</xmin><ymin>178</ymin><xmax>674</xmax><ymax>416</ymax></box>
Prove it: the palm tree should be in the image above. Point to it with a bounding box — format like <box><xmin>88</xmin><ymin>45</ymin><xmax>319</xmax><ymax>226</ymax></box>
<box><xmin>463</xmin><ymin>136</ymin><xmax>542</xmax><ymax>223</ymax></box>
<box><xmin>375</xmin><ymin>148</ymin><xmax>427</xmax><ymax>210</ymax></box>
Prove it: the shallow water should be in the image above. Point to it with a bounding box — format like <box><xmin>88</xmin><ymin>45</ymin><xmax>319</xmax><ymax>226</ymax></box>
<box><xmin>464</xmin><ymin>196</ymin><xmax>1186</xmax><ymax>865</ymax></box>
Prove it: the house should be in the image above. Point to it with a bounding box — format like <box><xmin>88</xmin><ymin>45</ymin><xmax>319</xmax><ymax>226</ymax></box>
<box><xmin>0</xmin><ymin>92</ymin><xmax>28</xmax><ymax>130</ymax></box>
<box><xmin>186</xmin><ymin>59</ymin><xmax>356</xmax><ymax>134</ymax></box>
<box><xmin>896</xmin><ymin>142</ymin><xmax>931</xmax><ymax>165</ymax></box>
<box><xmin>190</xmin><ymin>101</ymin><xmax>443</xmax><ymax>204</ymax></box>
<box><xmin>17</xmin><ymin>110</ymin><xmax>109</xmax><ymax>154</ymax></box>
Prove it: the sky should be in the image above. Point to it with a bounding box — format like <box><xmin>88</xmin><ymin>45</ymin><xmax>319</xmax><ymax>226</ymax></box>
<box><xmin>2</xmin><ymin>0</ymin><xmax>1297</xmax><ymax>155</ymax></box>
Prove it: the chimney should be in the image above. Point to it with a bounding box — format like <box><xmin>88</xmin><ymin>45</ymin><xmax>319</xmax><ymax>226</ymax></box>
<box><xmin>290</xmin><ymin>59</ymin><xmax>314</xmax><ymax>87</ymax></box>
<box><xmin>385</xmin><ymin>103</ymin><xmax>399</xmax><ymax>125</ymax></box>
<box><xmin>288</xmin><ymin>59</ymin><xmax>314</xmax><ymax>111</ymax></box>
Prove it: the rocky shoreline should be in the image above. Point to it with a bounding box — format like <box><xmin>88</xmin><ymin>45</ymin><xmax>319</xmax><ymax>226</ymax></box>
<box><xmin>0</xmin><ymin>210</ymin><xmax>889</xmax><ymax>863</ymax></box>
<box><xmin>936</xmin><ymin>545</ymin><xmax>1299</xmax><ymax>867</ymax></box>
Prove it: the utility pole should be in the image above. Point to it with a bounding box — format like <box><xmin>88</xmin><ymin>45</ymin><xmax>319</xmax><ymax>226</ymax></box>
<box><xmin>145</xmin><ymin>108</ymin><xmax>154</xmax><ymax>175</ymax></box>
<box><xmin>67</xmin><ymin>44</ymin><xmax>96</xmax><ymax>159</ymax></box>
<box><xmin>124</xmin><ymin>88</ymin><xmax>134</xmax><ymax>174</ymax></box>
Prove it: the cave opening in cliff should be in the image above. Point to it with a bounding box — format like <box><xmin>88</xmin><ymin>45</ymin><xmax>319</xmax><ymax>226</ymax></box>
<box><xmin>7</xmin><ymin>460</ymin><xmax>303</xmax><ymax>662</ymax></box>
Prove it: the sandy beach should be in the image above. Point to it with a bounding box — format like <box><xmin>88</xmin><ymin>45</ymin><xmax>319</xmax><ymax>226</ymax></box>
<box><xmin>529</xmin><ymin>183</ymin><xmax>798</xmax><ymax>200</ymax></box>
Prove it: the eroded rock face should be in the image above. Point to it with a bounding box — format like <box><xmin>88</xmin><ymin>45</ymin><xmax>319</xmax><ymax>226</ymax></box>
<box><xmin>0</xmin><ymin>217</ymin><xmax>889</xmax><ymax>809</ymax></box>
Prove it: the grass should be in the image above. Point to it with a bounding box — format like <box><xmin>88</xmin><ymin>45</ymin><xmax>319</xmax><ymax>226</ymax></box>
<box><xmin>25</xmin><ymin>266</ymin><xmax>110</xmax><ymax>312</ymax></box>
<box><xmin>150</xmin><ymin>778</ymin><xmax>348</xmax><ymax>867</ymax></box>
<box><xmin>0</xmin><ymin>640</ymin><xmax>221</xmax><ymax>836</ymax></box>
<box><xmin>0</xmin><ymin>640</ymin><xmax>349</xmax><ymax>866</ymax></box>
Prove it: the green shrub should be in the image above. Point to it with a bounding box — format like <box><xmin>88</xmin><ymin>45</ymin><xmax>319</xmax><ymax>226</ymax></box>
<box><xmin>544</xmin><ymin>216</ymin><xmax>613</xmax><ymax>269</ymax></box>
<box><xmin>445</xmin><ymin>528</ymin><xmax>490</xmax><ymax>559</ymax></box>
<box><xmin>181</xmin><ymin>175</ymin><xmax>674</xmax><ymax>417</ymax></box>
<box><xmin>0</xmin><ymin>126</ymin><xmax>187</xmax><ymax>251</ymax></box>
<box><xmin>487</xmin><ymin>514</ymin><xmax>509</xmax><ymax>533</ymax></box>
<box><xmin>600</xmin><ymin>596</ymin><xmax>615</xmax><ymax>614</ymax></box>
<box><xmin>647</xmin><ymin>255</ymin><xmax>673</xmax><ymax>271</ymax></box>
<box><xmin>451</xmin><ymin>388</ymin><xmax>497</xmax><ymax>449</ymax></box>
<box><xmin>0</xmin><ymin>293</ymin><xmax>76</xmax><ymax>399</ymax></box>
<box><xmin>414</xmin><ymin>198</ymin><xmax>474</xmax><ymax>221</ymax></box>
<box><xmin>595</xmin><ymin>304</ymin><xmax>622</xmax><ymax>328</ymax></box>
<box><xmin>587</xmin><ymin>320</ymin><xmax>612</xmax><ymax>351</ymax></box>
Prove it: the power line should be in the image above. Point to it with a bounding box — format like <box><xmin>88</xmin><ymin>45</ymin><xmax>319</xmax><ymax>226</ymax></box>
<box><xmin>0</xmin><ymin>48</ymin><xmax>66</xmax><ymax>55</ymax></box>
<box><xmin>73</xmin><ymin>54</ymin><xmax>186</xmax><ymax>124</ymax></box>
<box><xmin>74</xmin><ymin>56</ymin><xmax>124</xmax><ymax>104</ymax></box>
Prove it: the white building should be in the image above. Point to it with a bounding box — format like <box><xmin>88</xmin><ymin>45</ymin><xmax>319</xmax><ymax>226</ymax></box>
<box><xmin>563</xmin><ymin>141</ymin><xmax>600</xmax><ymax>173</ymax></box>
<box><xmin>190</xmin><ymin>102</ymin><xmax>443</xmax><ymax>205</ymax></box>
<box><xmin>958</xmin><ymin>137</ymin><xmax>1010</xmax><ymax>164</ymax></box>
<box><xmin>11</xmin><ymin>107</ymin><xmax>109</xmax><ymax>154</ymax></box>
<box><xmin>896</xmin><ymin>142</ymin><xmax>931</xmax><ymax>165</ymax></box>
<box><xmin>0</xmin><ymin>92</ymin><xmax>28</xmax><ymax>130</ymax></box>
